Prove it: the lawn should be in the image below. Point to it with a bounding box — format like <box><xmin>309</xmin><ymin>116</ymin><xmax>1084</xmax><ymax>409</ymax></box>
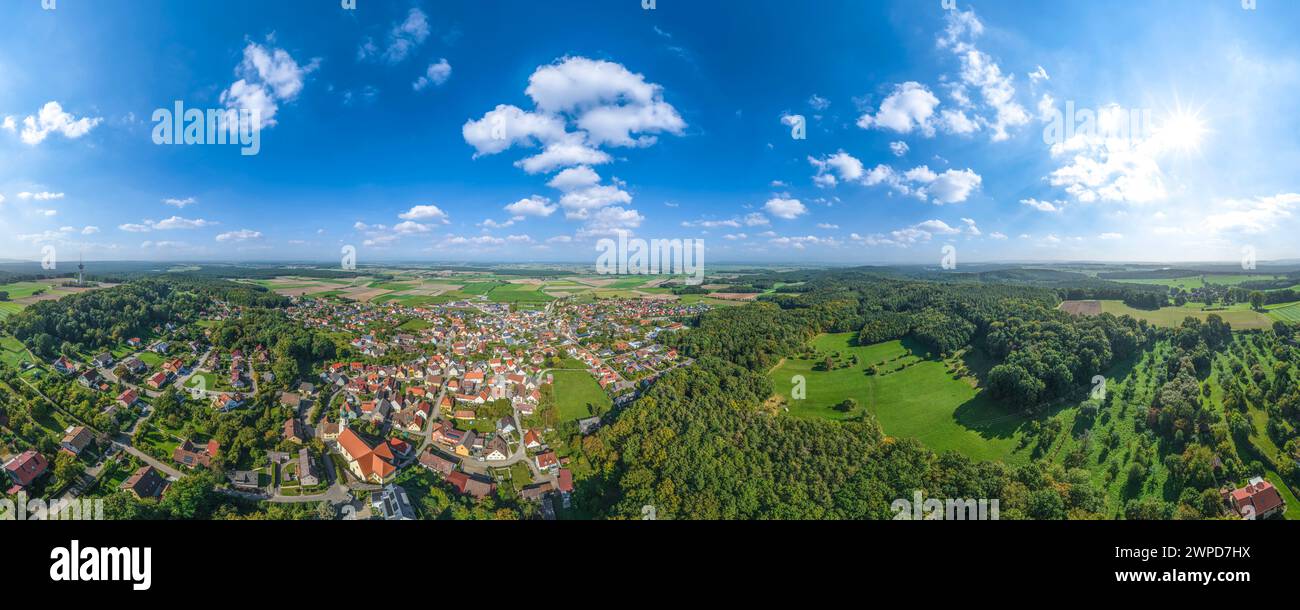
<box><xmin>551</xmin><ymin>370</ymin><xmax>611</xmax><ymax>422</ymax></box>
<box><xmin>1096</xmin><ymin>300</ymin><xmax>1275</xmax><ymax>330</ymax></box>
<box><xmin>768</xmin><ymin>333</ymin><xmax>1032</xmax><ymax>464</ymax></box>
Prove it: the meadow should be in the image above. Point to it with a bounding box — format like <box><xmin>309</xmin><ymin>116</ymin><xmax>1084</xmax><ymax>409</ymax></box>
<box><xmin>1093</xmin><ymin>300</ymin><xmax>1275</xmax><ymax>330</ymax></box>
<box><xmin>768</xmin><ymin>333</ymin><xmax>1033</xmax><ymax>463</ymax></box>
<box><xmin>551</xmin><ymin>370</ymin><xmax>612</xmax><ymax>422</ymax></box>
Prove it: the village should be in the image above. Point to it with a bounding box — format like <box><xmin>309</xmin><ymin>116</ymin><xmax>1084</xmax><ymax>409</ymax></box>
<box><xmin>4</xmin><ymin>290</ymin><xmax>702</xmax><ymax>520</ymax></box>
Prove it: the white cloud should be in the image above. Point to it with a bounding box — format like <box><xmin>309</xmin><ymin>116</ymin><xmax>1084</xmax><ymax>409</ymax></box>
<box><xmin>516</xmin><ymin>134</ymin><xmax>613</xmax><ymax>174</ymax></box>
<box><xmin>851</xmin><ymin>218</ymin><xmax>966</xmax><ymax>247</ymax></box>
<box><xmin>559</xmin><ymin>184</ymin><xmax>633</xmax><ymax>219</ymax></box>
<box><xmin>1029</xmin><ymin>66</ymin><xmax>1050</xmax><ymax>83</ymax></box>
<box><xmin>809</xmin><ymin>151</ymin><xmax>866</xmax><ymax>188</ymax></box>
<box><xmin>504</xmin><ymin>196</ymin><xmax>557</xmax><ymax>218</ymax></box>
<box><xmin>939</xmin><ymin>109</ymin><xmax>981</xmax><ymax>135</ymax></box>
<box><xmin>18</xmin><ymin>102</ymin><xmax>102</xmax><ymax>145</ymax></box>
<box><xmin>926</xmin><ymin>169</ymin><xmax>983</xmax><ymax>204</ymax></box>
<box><xmin>857</xmin><ymin>164</ymin><xmax>982</xmax><ymax>204</ymax></box>
<box><xmin>360</xmin><ymin>8</ymin><xmax>431</xmax><ymax>64</ymax></box>
<box><xmin>938</xmin><ymin>9</ymin><xmax>1030</xmax><ymax>142</ymax></box>
<box><xmin>17</xmin><ymin>191</ymin><xmax>64</xmax><ymax>201</ymax></box>
<box><xmin>399</xmin><ymin>204</ymin><xmax>450</xmax><ymax>223</ymax></box>
<box><xmin>516</xmin><ymin>56</ymin><xmax>686</xmax><ymax>149</ymax></box>
<box><xmin>152</xmin><ymin>216</ymin><xmax>215</xmax><ymax>230</ymax></box>
<box><xmin>216</xmin><ymin>229</ymin><xmax>263</xmax><ymax>242</ymax></box>
<box><xmin>1202</xmin><ymin>193</ymin><xmax>1300</xmax><ymax>235</ymax></box>
<box><xmin>414</xmin><ymin>58</ymin><xmax>452</xmax><ymax>91</ymax></box>
<box><xmin>1020</xmin><ymin>198</ymin><xmax>1063</xmax><ymax>213</ymax></box>
<box><xmin>81</xmin><ymin>226</ymin><xmax>100</xmax><ymax>235</ymax></box>
<box><xmin>119</xmin><ymin>223</ymin><xmax>152</xmax><ymax>233</ymax></box>
<box><xmin>462</xmin><ymin>104</ymin><xmax>569</xmax><ymax>158</ymax></box>
<box><xmin>163</xmin><ymin>197</ymin><xmax>197</xmax><ymax>208</ymax></box>
<box><xmin>889</xmin><ymin>141</ymin><xmax>910</xmax><ymax>157</ymax></box>
<box><xmin>856</xmin><ymin>82</ymin><xmax>940</xmax><ymax>136</ymax></box>
<box><xmin>576</xmin><ymin>206</ymin><xmax>644</xmax><ymax>237</ymax></box>
<box><xmin>989</xmin><ymin>231</ymin><xmax>1008</xmax><ymax>240</ymax></box>
<box><xmin>1098</xmin><ymin>232</ymin><xmax>1124</xmax><ymax>240</ymax></box>
<box><xmin>393</xmin><ymin>221</ymin><xmax>433</xmax><ymax>235</ymax></box>
<box><xmin>220</xmin><ymin>41</ymin><xmax>318</xmax><ymax>130</ymax></box>
<box><xmin>763</xmin><ymin>197</ymin><xmax>807</xmax><ymax>220</ymax></box>
<box><xmin>808</xmin><ymin>94</ymin><xmax>831</xmax><ymax>111</ymax></box>
<box><xmin>546</xmin><ymin>166</ymin><xmax>602</xmax><ymax>191</ymax></box>
<box><xmin>1</xmin><ymin>116</ymin><xmax>14</xmax><ymax>132</ymax></box>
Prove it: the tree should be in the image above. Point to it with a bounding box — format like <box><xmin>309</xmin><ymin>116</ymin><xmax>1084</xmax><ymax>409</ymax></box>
<box><xmin>1249</xmin><ymin>291</ymin><xmax>1267</xmax><ymax>310</ymax></box>
<box><xmin>53</xmin><ymin>452</ymin><xmax>85</xmax><ymax>488</ymax></box>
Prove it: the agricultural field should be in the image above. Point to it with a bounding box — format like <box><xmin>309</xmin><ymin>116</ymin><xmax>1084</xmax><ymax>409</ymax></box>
<box><xmin>1113</xmin><ymin>273</ymin><xmax>1295</xmax><ymax>291</ymax></box>
<box><xmin>551</xmin><ymin>369</ymin><xmax>612</xmax><ymax>422</ymax></box>
<box><xmin>0</xmin><ymin>333</ymin><xmax>35</xmax><ymax>368</ymax></box>
<box><xmin>1058</xmin><ymin>300</ymin><xmax>1277</xmax><ymax>330</ymax></box>
<box><xmin>768</xmin><ymin>333</ymin><xmax>1034</xmax><ymax>463</ymax></box>
<box><xmin>1267</xmin><ymin>302</ymin><xmax>1300</xmax><ymax>323</ymax></box>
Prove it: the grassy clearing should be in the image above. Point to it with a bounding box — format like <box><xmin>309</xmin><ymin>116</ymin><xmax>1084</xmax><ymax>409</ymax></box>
<box><xmin>551</xmin><ymin>370</ymin><xmax>611</xmax><ymax>422</ymax></box>
<box><xmin>769</xmin><ymin>333</ymin><xmax>1032</xmax><ymax>464</ymax></box>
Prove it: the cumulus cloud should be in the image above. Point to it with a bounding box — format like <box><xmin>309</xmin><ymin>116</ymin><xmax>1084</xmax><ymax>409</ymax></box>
<box><xmin>413</xmin><ymin>58</ymin><xmax>452</xmax><ymax>91</ymax></box>
<box><xmin>152</xmin><ymin>216</ymin><xmax>215</xmax><ymax>230</ymax></box>
<box><xmin>18</xmin><ymin>102</ymin><xmax>102</xmax><ymax>145</ymax></box>
<box><xmin>163</xmin><ymin>197</ymin><xmax>197</xmax><ymax>208</ymax></box>
<box><xmin>889</xmin><ymin>141</ymin><xmax>910</xmax><ymax>157</ymax></box>
<box><xmin>809</xmin><ymin>151</ymin><xmax>866</xmax><ymax>188</ymax></box>
<box><xmin>504</xmin><ymin>196</ymin><xmax>557</xmax><ymax>218</ymax></box>
<box><xmin>1202</xmin><ymin>193</ymin><xmax>1300</xmax><ymax>235</ymax></box>
<box><xmin>812</xmin><ymin>154</ymin><xmax>982</xmax><ymax>204</ymax></box>
<box><xmin>216</xmin><ymin>229</ymin><xmax>263</xmax><ymax>242</ymax></box>
<box><xmin>850</xmin><ymin>218</ymin><xmax>968</xmax><ymax>247</ymax></box>
<box><xmin>17</xmin><ymin>191</ymin><xmax>64</xmax><ymax>201</ymax></box>
<box><xmin>763</xmin><ymin>197</ymin><xmax>807</xmax><ymax>220</ymax></box>
<box><xmin>220</xmin><ymin>41</ymin><xmax>319</xmax><ymax>130</ymax></box>
<box><xmin>462</xmin><ymin>105</ymin><xmax>570</xmax><ymax>158</ymax></box>
<box><xmin>856</xmin><ymin>82</ymin><xmax>940</xmax><ymax>136</ymax></box>
<box><xmin>1021</xmin><ymin>198</ymin><xmax>1063</xmax><ymax>213</ymax></box>
<box><xmin>938</xmin><ymin>9</ymin><xmax>1030</xmax><ymax>141</ymax></box>
<box><xmin>359</xmin><ymin>8</ymin><xmax>431</xmax><ymax>64</ymax></box>
<box><xmin>399</xmin><ymin>204</ymin><xmax>450</xmax><ymax>224</ymax></box>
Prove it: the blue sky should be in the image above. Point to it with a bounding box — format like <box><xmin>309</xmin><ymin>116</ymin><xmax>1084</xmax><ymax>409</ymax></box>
<box><xmin>2</xmin><ymin>0</ymin><xmax>1300</xmax><ymax>264</ymax></box>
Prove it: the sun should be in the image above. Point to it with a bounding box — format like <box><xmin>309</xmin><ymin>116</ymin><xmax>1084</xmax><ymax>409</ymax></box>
<box><xmin>1154</xmin><ymin>109</ymin><xmax>1209</xmax><ymax>153</ymax></box>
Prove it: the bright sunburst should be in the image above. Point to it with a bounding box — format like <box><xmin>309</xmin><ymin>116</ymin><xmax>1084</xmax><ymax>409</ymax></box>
<box><xmin>1154</xmin><ymin>108</ymin><xmax>1209</xmax><ymax>153</ymax></box>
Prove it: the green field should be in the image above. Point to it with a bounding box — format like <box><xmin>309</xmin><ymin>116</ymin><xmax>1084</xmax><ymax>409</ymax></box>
<box><xmin>488</xmin><ymin>284</ymin><xmax>555</xmax><ymax>304</ymax></box>
<box><xmin>0</xmin><ymin>334</ymin><xmax>34</xmax><ymax>368</ymax></box>
<box><xmin>769</xmin><ymin>333</ymin><xmax>1032</xmax><ymax>463</ymax></box>
<box><xmin>0</xmin><ymin>281</ymin><xmax>57</xmax><ymax>299</ymax></box>
<box><xmin>0</xmin><ymin>301</ymin><xmax>24</xmax><ymax>320</ymax></box>
<box><xmin>1268</xmin><ymin>302</ymin><xmax>1300</xmax><ymax>323</ymax></box>
<box><xmin>398</xmin><ymin>319</ymin><xmax>433</xmax><ymax>331</ymax></box>
<box><xmin>1113</xmin><ymin>274</ymin><xmax>1291</xmax><ymax>291</ymax></box>
<box><xmin>1096</xmin><ymin>300</ymin><xmax>1275</xmax><ymax>330</ymax></box>
<box><xmin>551</xmin><ymin>370</ymin><xmax>611</xmax><ymax>422</ymax></box>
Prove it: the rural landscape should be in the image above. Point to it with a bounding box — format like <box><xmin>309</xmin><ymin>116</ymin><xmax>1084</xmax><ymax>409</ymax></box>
<box><xmin>2</xmin><ymin>259</ymin><xmax>1299</xmax><ymax>521</ymax></box>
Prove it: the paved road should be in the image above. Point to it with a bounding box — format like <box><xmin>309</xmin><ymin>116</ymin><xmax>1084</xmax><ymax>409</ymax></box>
<box><xmin>111</xmin><ymin>437</ymin><xmax>185</xmax><ymax>480</ymax></box>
